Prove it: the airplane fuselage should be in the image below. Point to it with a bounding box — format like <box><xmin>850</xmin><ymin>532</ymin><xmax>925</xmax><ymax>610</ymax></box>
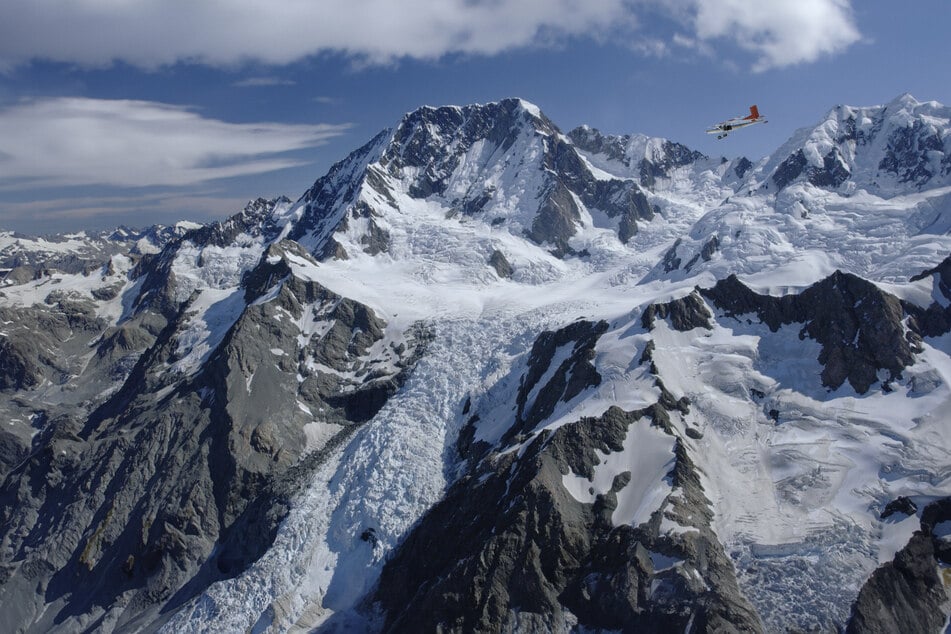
<box><xmin>706</xmin><ymin>105</ymin><xmax>767</xmax><ymax>139</ymax></box>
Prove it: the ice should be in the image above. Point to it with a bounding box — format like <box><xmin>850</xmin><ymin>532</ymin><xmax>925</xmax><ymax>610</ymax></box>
<box><xmin>172</xmin><ymin>289</ymin><xmax>247</xmax><ymax>375</ymax></box>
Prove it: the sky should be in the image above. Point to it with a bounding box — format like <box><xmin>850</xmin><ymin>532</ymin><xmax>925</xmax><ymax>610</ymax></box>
<box><xmin>0</xmin><ymin>0</ymin><xmax>948</xmax><ymax>235</ymax></box>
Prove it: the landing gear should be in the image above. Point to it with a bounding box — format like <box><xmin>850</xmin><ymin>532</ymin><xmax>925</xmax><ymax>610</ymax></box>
<box><xmin>717</xmin><ymin>133</ymin><xmax>728</xmax><ymax>140</ymax></box>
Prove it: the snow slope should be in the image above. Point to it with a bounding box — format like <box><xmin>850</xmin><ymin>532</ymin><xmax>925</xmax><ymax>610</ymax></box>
<box><xmin>2</xmin><ymin>95</ymin><xmax>950</xmax><ymax>633</ymax></box>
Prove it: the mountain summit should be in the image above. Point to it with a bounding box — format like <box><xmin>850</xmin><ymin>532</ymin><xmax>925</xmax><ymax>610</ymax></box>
<box><xmin>755</xmin><ymin>93</ymin><xmax>951</xmax><ymax>194</ymax></box>
<box><xmin>1</xmin><ymin>96</ymin><xmax>950</xmax><ymax>633</ymax></box>
<box><xmin>288</xmin><ymin>98</ymin><xmax>662</xmax><ymax>261</ymax></box>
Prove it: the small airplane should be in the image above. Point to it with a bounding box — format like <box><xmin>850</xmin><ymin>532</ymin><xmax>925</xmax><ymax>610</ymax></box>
<box><xmin>706</xmin><ymin>105</ymin><xmax>767</xmax><ymax>139</ymax></box>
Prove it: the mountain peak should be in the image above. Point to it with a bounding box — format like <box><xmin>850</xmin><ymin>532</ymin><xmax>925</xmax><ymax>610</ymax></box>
<box><xmin>391</xmin><ymin>97</ymin><xmax>557</xmax><ymax>150</ymax></box>
<box><xmin>289</xmin><ymin>95</ymin><xmax>664</xmax><ymax>262</ymax></box>
<box><xmin>752</xmin><ymin>94</ymin><xmax>951</xmax><ymax>194</ymax></box>
<box><xmin>886</xmin><ymin>92</ymin><xmax>921</xmax><ymax>110</ymax></box>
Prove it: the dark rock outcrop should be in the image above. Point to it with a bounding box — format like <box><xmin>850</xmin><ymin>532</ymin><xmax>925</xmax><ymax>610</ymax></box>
<box><xmin>879</xmin><ymin>119</ymin><xmax>948</xmax><ymax>187</ymax></box>
<box><xmin>374</xmin><ymin>405</ymin><xmax>762</xmax><ymax>633</ymax></box>
<box><xmin>906</xmin><ymin>253</ymin><xmax>951</xmax><ymax>337</ymax></box>
<box><xmin>847</xmin><ymin>498</ymin><xmax>951</xmax><ymax>633</ymax></box>
<box><xmin>489</xmin><ymin>250</ymin><xmax>513</xmax><ymax>278</ymax></box>
<box><xmin>772</xmin><ymin>148</ymin><xmax>852</xmax><ymax>191</ymax></box>
<box><xmin>881</xmin><ymin>496</ymin><xmax>917</xmax><ymax>519</ymax></box>
<box><xmin>810</xmin><ymin>149</ymin><xmax>852</xmax><ymax>188</ymax></box>
<box><xmin>0</xmin><ymin>240</ymin><xmax>429</xmax><ymax>633</ymax></box>
<box><xmin>641</xmin><ymin>291</ymin><xmax>713</xmax><ymax>332</ymax></box>
<box><xmin>701</xmin><ymin>271</ymin><xmax>921</xmax><ymax>393</ymax></box>
<box><xmin>662</xmin><ymin>239</ymin><xmax>683</xmax><ymax>273</ymax></box>
<box><xmin>506</xmin><ymin>320</ymin><xmax>609</xmax><ymax>442</ymax></box>
<box><xmin>772</xmin><ymin>150</ymin><xmax>808</xmax><ymax>190</ymax></box>
<box><xmin>734</xmin><ymin>157</ymin><xmax>753</xmax><ymax>179</ymax></box>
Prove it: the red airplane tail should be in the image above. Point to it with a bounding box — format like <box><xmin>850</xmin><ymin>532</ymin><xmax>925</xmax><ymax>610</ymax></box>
<box><xmin>745</xmin><ymin>105</ymin><xmax>760</xmax><ymax>120</ymax></box>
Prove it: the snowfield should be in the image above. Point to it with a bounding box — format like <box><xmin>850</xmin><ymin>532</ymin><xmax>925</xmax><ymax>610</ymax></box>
<box><xmin>3</xmin><ymin>95</ymin><xmax>951</xmax><ymax>633</ymax></box>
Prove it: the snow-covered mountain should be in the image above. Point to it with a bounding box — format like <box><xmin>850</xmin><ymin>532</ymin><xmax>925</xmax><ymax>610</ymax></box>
<box><xmin>0</xmin><ymin>223</ymin><xmax>196</xmax><ymax>282</ymax></box>
<box><xmin>1</xmin><ymin>95</ymin><xmax>950</xmax><ymax>633</ymax></box>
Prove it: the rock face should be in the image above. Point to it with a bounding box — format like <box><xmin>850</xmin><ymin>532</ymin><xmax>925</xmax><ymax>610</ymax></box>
<box><xmin>641</xmin><ymin>291</ymin><xmax>713</xmax><ymax>332</ymax></box>
<box><xmin>702</xmin><ymin>271</ymin><xmax>920</xmax><ymax>393</ymax></box>
<box><xmin>0</xmin><ymin>213</ymin><xmax>428</xmax><ymax>632</ymax></box>
<box><xmin>489</xmin><ymin>250</ymin><xmax>513</xmax><ymax>278</ymax></box>
<box><xmin>771</xmin><ymin>148</ymin><xmax>851</xmax><ymax>190</ymax></box>
<box><xmin>847</xmin><ymin>498</ymin><xmax>951</xmax><ymax>633</ymax></box>
<box><xmin>373</xmin><ymin>322</ymin><xmax>761</xmax><ymax>633</ymax></box>
<box><xmin>505</xmin><ymin>320</ymin><xmax>608</xmax><ymax>442</ymax></box>
<box><xmin>907</xmin><ymin>253</ymin><xmax>951</xmax><ymax>337</ymax></box>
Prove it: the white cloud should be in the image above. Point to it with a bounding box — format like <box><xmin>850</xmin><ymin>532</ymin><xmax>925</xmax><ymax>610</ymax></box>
<box><xmin>0</xmin><ymin>98</ymin><xmax>350</xmax><ymax>188</ymax></box>
<box><xmin>0</xmin><ymin>0</ymin><xmax>859</xmax><ymax>73</ymax></box>
<box><xmin>232</xmin><ymin>77</ymin><xmax>297</xmax><ymax>88</ymax></box>
<box><xmin>0</xmin><ymin>0</ymin><xmax>635</xmax><ymax>70</ymax></box>
<box><xmin>0</xmin><ymin>192</ymin><xmax>249</xmax><ymax>225</ymax></box>
<box><xmin>689</xmin><ymin>0</ymin><xmax>860</xmax><ymax>70</ymax></box>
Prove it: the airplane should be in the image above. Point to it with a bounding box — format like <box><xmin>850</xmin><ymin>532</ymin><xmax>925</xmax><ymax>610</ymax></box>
<box><xmin>706</xmin><ymin>105</ymin><xmax>767</xmax><ymax>139</ymax></box>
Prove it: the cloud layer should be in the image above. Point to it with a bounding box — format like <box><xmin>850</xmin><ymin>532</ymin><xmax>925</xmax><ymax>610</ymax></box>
<box><xmin>691</xmin><ymin>0</ymin><xmax>861</xmax><ymax>70</ymax></box>
<box><xmin>0</xmin><ymin>98</ymin><xmax>349</xmax><ymax>188</ymax></box>
<box><xmin>0</xmin><ymin>0</ymin><xmax>631</xmax><ymax>69</ymax></box>
<box><xmin>0</xmin><ymin>0</ymin><xmax>858</xmax><ymax>71</ymax></box>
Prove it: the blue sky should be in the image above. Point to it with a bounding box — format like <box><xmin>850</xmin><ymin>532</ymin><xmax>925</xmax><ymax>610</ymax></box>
<box><xmin>0</xmin><ymin>0</ymin><xmax>947</xmax><ymax>235</ymax></box>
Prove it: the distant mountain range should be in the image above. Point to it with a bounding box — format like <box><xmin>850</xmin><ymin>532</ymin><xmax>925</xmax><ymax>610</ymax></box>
<box><xmin>1</xmin><ymin>94</ymin><xmax>950</xmax><ymax>633</ymax></box>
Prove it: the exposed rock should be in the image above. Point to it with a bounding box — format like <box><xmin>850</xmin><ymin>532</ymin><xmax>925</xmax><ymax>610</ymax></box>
<box><xmin>489</xmin><ymin>250</ymin><xmax>513</xmax><ymax>278</ymax></box>
<box><xmin>641</xmin><ymin>291</ymin><xmax>713</xmax><ymax>332</ymax></box>
<box><xmin>906</xmin><ymin>253</ymin><xmax>951</xmax><ymax>337</ymax></box>
<box><xmin>881</xmin><ymin>496</ymin><xmax>917</xmax><ymax>519</ymax></box>
<box><xmin>700</xmin><ymin>236</ymin><xmax>720</xmax><ymax>262</ymax></box>
<box><xmin>526</xmin><ymin>180</ymin><xmax>582</xmax><ymax>257</ymax></box>
<box><xmin>846</xmin><ymin>527</ymin><xmax>948</xmax><ymax>633</ymax></box>
<box><xmin>293</xmin><ymin>102</ymin><xmax>661</xmax><ymax>261</ymax></box>
<box><xmin>289</xmin><ymin>129</ymin><xmax>392</xmax><ymax>257</ymax></box>
<box><xmin>662</xmin><ymin>239</ymin><xmax>683</xmax><ymax>273</ymax></box>
<box><xmin>374</xmin><ymin>403</ymin><xmax>762</xmax><ymax>633</ymax></box>
<box><xmin>809</xmin><ymin>149</ymin><xmax>851</xmax><ymax>188</ymax></box>
<box><xmin>184</xmin><ymin>197</ymin><xmax>291</xmax><ymax>248</ymax></box>
<box><xmin>567</xmin><ymin>127</ymin><xmax>706</xmax><ymax>191</ymax></box>
<box><xmin>734</xmin><ymin>157</ymin><xmax>753</xmax><ymax>179</ymax></box>
<box><xmin>566</xmin><ymin>125</ymin><xmax>629</xmax><ymax>164</ymax></box>
<box><xmin>0</xmin><ymin>427</ymin><xmax>28</xmax><ymax>478</ymax></box>
<box><xmin>702</xmin><ymin>271</ymin><xmax>921</xmax><ymax>393</ymax></box>
<box><xmin>506</xmin><ymin>320</ymin><xmax>609</xmax><ymax>441</ymax></box>
<box><xmin>637</xmin><ymin>141</ymin><xmax>706</xmax><ymax>190</ymax></box>
<box><xmin>0</xmin><ymin>298</ymin><xmax>105</xmax><ymax>391</ymax></box>
<box><xmin>0</xmin><ymin>239</ymin><xmax>429</xmax><ymax>633</ymax></box>
<box><xmin>360</xmin><ymin>218</ymin><xmax>390</xmax><ymax>255</ymax></box>
<box><xmin>879</xmin><ymin>119</ymin><xmax>947</xmax><ymax>187</ymax></box>
<box><xmin>547</xmin><ymin>131</ymin><xmax>656</xmax><ymax>242</ymax></box>
<box><xmin>772</xmin><ymin>150</ymin><xmax>808</xmax><ymax>190</ymax></box>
